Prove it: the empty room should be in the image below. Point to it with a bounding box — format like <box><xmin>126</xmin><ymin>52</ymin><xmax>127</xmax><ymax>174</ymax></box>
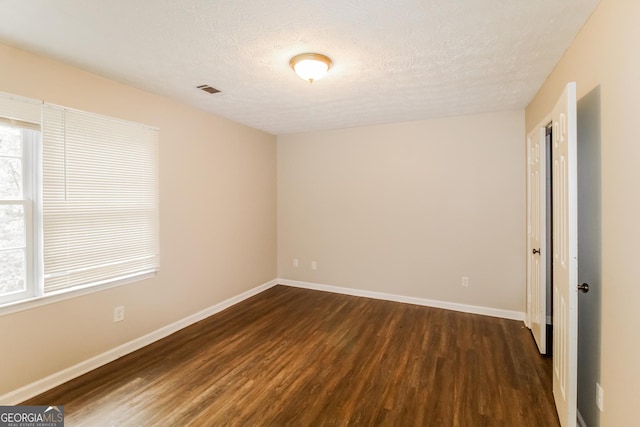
<box><xmin>0</xmin><ymin>0</ymin><xmax>638</xmax><ymax>426</ymax></box>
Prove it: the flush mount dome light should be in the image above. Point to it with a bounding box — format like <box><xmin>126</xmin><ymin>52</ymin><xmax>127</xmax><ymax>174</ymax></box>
<box><xmin>290</xmin><ymin>53</ymin><xmax>332</xmax><ymax>83</ymax></box>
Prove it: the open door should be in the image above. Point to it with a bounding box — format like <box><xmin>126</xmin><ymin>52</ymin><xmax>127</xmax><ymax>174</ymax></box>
<box><xmin>551</xmin><ymin>82</ymin><xmax>578</xmax><ymax>427</ymax></box>
<box><xmin>526</xmin><ymin>126</ymin><xmax>547</xmax><ymax>353</ymax></box>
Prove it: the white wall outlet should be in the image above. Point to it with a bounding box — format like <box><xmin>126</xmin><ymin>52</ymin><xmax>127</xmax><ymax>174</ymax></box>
<box><xmin>293</xmin><ymin>258</ymin><xmax>299</xmax><ymax>267</ymax></box>
<box><xmin>462</xmin><ymin>276</ymin><xmax>469</xmax><ymax>287</ymax></box>
<box><xmin>113</xmin><ymin>306</ymin><xmax>125</xmax><ymax>323</ymax></box>
<box><xmin>311</xmin><ymin>261</ymin><xmax>317</xmax><ymax>270</ymax></box>
<box><xmin>596</xmin><ymin>382</ymin><xmax>604</xmax><ymax>411</ymax></box>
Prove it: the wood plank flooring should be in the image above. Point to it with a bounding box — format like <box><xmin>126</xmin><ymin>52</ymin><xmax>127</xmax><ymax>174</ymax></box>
<box><xmin>24</xmin><ymin>285</ymin><xmax>560</xmax><ymax>426</ymax></box>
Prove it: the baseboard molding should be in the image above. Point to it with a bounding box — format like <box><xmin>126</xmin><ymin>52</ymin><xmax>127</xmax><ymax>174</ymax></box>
<box><xmin>279</xmin><ymin>279</ymin><xmax>525</xmax><ymax>321</ymax></box>
<box><xmin>577</xmin><ymin>409</ymin><xmax>587</xmax><ymax>427</ymax></box>
<box><xmin>0</xmin><ymin>278</ymin><xmax>279</xmax><ymax>405</ymax></box>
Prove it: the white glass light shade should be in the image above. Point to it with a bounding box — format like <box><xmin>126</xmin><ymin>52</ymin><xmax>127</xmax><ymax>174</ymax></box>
<box><xmin>290</xmin><ymin>53</ymin><xmax>332</xmax><ymax>83</ymax></box>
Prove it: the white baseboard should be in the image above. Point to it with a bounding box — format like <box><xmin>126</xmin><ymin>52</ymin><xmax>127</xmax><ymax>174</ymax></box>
<box><xmin>278</xmin><ymin>279</ymin><xmax>525</xmax><ymax>321</ymax></box>
<box><xmin>577</xmin><ymin>409</ymin><xmax>587</xmax><ymax>427</ymax></box>
<box><xmin>0</xmin><ymin>279</ymin><xmax>279</xmax><ymax>405</ymax></box>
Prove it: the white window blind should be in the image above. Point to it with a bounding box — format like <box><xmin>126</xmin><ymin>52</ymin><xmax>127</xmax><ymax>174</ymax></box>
<box><xmin>42</xmin><ymin>104</ymin><xmax>159</xmax><ymax>293</ymax></box>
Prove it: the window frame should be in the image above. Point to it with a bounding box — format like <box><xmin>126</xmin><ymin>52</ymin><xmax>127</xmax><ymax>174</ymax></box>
<box><xmin>0</xmin><ymin>126</ymin><xmax>37</xmax><ymax>305</ymax></box>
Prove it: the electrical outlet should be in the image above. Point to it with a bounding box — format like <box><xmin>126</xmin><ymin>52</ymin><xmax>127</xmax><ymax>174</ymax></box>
<box><xmin>311</xmin><ymin>261</ymin><xmax>317</xmax><ymax>270</ymax></box>
<box><xmin>293</xmin><ymin>258</ymin><xmax>299</xmax><ymax>267</ymax></box>
<box><xmin>596</xmin><ymin>382</ymin><xmax>604</xmax><ymax>411</ymax></box>
<box><xmin>462</xmin><ymin>276</ymin><xmax>469</xmax><ymax>287</ymax></box>
<box><xmin>113</xmin><ymin>306</ymin><xmax>125</xmax><ymax>323</ymax></box>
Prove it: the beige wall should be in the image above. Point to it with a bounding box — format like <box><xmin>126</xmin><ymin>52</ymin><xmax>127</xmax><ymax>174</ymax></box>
<box><xmin>278</xmin><ymin>111</ymin><xmax>525</xmax><ymax>312</ymax></box>
<box><xmin>0</xmin><ymin>43</ymin><xmax>277</xmax><ymax>396</ymax></box>
<box><xmin>526</xmin><ymin>0</ymin><xmax>640</xmax><ymax>424</ymax></box>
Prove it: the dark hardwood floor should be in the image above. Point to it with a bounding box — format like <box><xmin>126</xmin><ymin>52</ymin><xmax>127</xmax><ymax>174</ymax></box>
<box><xmin>24</xmin><ymin>285</ymin><xmax>559</xmax><ymax>426</ymax></box>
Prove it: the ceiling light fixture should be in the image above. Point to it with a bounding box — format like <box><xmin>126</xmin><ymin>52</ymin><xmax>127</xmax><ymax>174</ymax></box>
<box><xmin>290</xmin><ymin>53</ymin><xmax>332</xmax><ymax>83</ymax></box>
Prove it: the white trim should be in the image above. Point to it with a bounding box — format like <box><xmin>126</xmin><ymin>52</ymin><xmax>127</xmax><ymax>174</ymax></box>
<box><xmin>279</xmin><ymin>279</ymin><xmax>525</xmax><ymax>321</ymax></box>
<box><xmin>547</xmin><ymin>314</ymin><xmax>552</xmax><ymax>325</ymax></box>
<box><xmin>577</xmin><ymin>409</ymin><xmax>587</xmax><ymax>427</ymax></box>
<box><xmin>0</xmin><ymin>279</ymin><xmax>278</xmax><ymax>405</ymax></box>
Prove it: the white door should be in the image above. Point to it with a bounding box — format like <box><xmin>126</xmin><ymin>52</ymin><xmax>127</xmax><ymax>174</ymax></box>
<box><xmin>526</xmin><ymin>127</ymin><xmax>546</xmax><ymax>353</ymax></box>
<box><xmin>551</xmin><ymin>82</ymin><xmax>578</xmax><ymax>427</ymax></box>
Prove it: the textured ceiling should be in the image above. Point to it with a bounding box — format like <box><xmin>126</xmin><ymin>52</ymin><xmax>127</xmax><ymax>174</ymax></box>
<box><xmin>0</xmin><ymin>0</ymin><xmax>599</xmax><ymax>135</ymax></box>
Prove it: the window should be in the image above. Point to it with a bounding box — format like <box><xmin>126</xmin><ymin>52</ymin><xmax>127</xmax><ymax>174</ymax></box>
<box><xmin>0</xmin><ymin>123</ymin><xmax>37</xmax><ymax>304</ymax></box>
<box><xmin>0</xmin><ymin>93</ymin><xmax>159</xmax><ymax>309</ymax></box>
<box><xmin>0</xmin><ymin>93</ymin><xmax>40</xmax><ymax>306</ymax></box>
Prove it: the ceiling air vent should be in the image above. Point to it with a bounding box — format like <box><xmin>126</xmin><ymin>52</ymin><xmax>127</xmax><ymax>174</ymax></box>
<box><xmin>196</xmin><ymin>84</ymin><xmax>221</xmax><ymax>94</ymax></box>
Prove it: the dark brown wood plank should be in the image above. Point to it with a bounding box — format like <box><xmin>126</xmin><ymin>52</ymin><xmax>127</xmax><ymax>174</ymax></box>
<box><xmin>23</xmin><ymin>285</ymin><xmax>560</xmax><ymax>426</ymax></box>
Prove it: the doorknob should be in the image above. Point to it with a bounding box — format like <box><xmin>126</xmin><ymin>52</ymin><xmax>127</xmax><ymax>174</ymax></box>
<box><xmin>532</xmin><ymin>248</ymin><xmax>541</xmax><ymax>255</ymax></box>
<box><xmin>577</xmin><ymin>283</ymin><xmax>590</xmax><ymax>293</ymax></box>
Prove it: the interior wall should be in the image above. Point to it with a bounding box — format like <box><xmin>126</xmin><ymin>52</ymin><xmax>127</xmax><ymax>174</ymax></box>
<box><xmin>525</xmin><ymin>0</ymin><xmax>640</xmax><ymax>424</ymax></box>
<box><xmin>0</xmin><ymin>42</ymin><xmax>277</xmax><ymax>396</ymax></box>
<box><xmin>278</xmin><ymin>111</ymin><xmax>525</xmax><ymax>313</ymax></box>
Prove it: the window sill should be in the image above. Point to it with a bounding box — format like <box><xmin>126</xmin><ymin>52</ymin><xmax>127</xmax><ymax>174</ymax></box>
<box><xmin>0</xmin><ymin>272</ymin><xmax>156</xmax><ymax>317</ymax></box>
